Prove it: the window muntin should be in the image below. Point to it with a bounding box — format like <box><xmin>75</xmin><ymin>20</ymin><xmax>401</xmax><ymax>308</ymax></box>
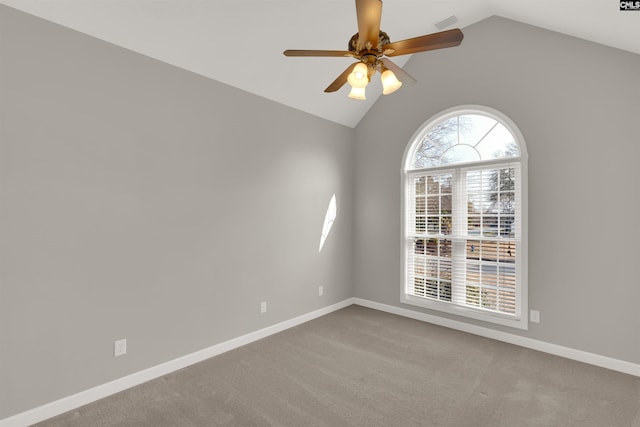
<box><xmin>403</xmin><ymin>108</ymin><xmax>527</xmax><ymax>329</ymax></box>
<box><xmin>410</xmin><ymin>114</ymin><xmax>519</xmax><ymax>169</ymax></box>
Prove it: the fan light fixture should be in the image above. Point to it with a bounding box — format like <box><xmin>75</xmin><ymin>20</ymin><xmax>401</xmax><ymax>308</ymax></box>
<box><xmin>348</xmin><ymin>85</ymin><xmax>367</xmax><ymax>100</ymax></box>
<box><xmin>347</xmin><ymin>62</ymin><xmax>369</xmax><ymax>100</ymax></box>
<box><xmin>347</xmin><ymin>62</ymin><xmax>369</xmax><ymax>88</ymax></box>
<box><xmin>381</xmin><ymin>68</ymin><xmax>402</xmax><ymax>95</ymax></box>
<box><xmin>346</xmin><ymin>61</ymin><xmax>403</xmax><ymax>100</ymax></box>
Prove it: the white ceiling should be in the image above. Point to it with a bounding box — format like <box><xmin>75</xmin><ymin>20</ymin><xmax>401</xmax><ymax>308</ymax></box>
<box><xmin>2</xmin><ymin>0</ymin><xmax>639</xmax><ymax>128</ymax></box>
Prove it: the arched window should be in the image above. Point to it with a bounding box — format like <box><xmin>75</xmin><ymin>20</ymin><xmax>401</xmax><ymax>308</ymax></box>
<box><xmin>402</xmin><ymin>106</ymin><xmax>528</xmax><ymax>329</ymax></box>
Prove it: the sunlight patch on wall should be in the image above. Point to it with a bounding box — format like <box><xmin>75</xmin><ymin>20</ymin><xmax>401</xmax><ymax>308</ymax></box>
<box><xmin>319</xmin><ymin>194</ymin><xmax>337</xmax><ymax>252</ymax></box>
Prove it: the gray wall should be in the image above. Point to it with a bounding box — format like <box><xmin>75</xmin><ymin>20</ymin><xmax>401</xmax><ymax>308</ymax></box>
<box><xmin>0</xmin><ymin>6</ymin><xmax>354</xmax><ymax>418</ymax></box>
<box><xmin>3</xmin><ymin>6</ymin><xmax>640</xmax><ymax>420</ymax></box>
<box><xmin>354</xmin><ymin>16</ymin><xmax>640</xmax><ymax>364</ymax></box>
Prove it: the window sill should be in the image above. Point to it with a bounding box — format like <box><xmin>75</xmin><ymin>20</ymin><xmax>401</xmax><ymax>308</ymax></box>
<box><xmin>401</xmin><ymin>293</ymin><xmax>528</xmax><ymax>330</ymax></box>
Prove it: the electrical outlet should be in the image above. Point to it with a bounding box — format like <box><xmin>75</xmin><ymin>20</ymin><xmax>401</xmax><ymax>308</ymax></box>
<box><xmin>318</xmin><ymin>286</ymin><xmax>324</xmax><ymax>296</ymax></box>
<box><xmin>260</xmin><ymin>301</ymin><xmax>267</xmax><ymax>314</ymax></box>
<box><xmin>114</xmin><ymin>339</ymin><xmax>127</xmax><ymax>357</ymax></box>
<box><xmin>530</xmin><ymin>310</ymin><xmax>540</xmax><ymax>323</ymax></box>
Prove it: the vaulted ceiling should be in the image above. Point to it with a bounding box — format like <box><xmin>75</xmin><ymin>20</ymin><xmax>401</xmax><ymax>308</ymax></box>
<box><xmin>2</xmin><ymin>0</ymin><xmax>638</xmax><ymax>127</ymax></box>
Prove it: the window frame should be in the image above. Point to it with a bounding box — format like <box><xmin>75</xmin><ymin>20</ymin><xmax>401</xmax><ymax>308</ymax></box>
<box><xmin>401</xmin><ymin>105</ymin><xmax>529</xmax><ymax>330</ymax></box>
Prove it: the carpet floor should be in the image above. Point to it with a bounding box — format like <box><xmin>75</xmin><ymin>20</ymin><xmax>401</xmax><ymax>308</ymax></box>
<box><xmin>34</xmin><ymin>305</ymin><xmax>640</xmax><ymax>426</ymax></box>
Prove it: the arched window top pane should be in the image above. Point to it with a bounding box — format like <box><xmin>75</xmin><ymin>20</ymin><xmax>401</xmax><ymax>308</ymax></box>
<box><xmin>408</xmin><ymin>112</ymin><xmax>520</xmax><ymax>170</ymax></box>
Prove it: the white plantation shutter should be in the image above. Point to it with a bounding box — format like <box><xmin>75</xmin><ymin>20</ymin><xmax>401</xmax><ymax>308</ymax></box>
<box><xmin>406</xmin><ymin>173</ymin><xmax>453</xmax><ymax>302</ymax></box>
<box><xmin>463</xmin><ymin>165</ymin><xmax>520</xmax><ymax>315</ymax></box>
<box><xmin>403</xmin><ymin>108</ymin><xmax>527</xmax><ymax>329</ymax></box>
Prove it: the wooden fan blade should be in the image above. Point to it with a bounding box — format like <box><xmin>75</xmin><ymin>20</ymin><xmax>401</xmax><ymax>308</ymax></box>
<box><xmin>325</xmin><ymin>63</ymin><xmax>358</xmax><ymax>93</ymax></box>
<box><xmin>283</xmin><ymin>50</ymin><xmax>353</xmax><ymax>57</ymax></box>
<box><xmin>383</xmin><ymin>29</ymin><xmax>463</xmax><ymax>57</ymax></box>
<box><xmin>380</xmin><ymin>58</ymin><xmax>417</xmax><ymax>85</ymax></box>
<box><xmin>356</xmin><ymin>0</ymin><xmax>382</xmax><ymax>49</ymax></box>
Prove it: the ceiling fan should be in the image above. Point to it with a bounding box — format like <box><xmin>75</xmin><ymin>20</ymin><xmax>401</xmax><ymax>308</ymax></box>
<box><xmin>283</xmin><ymin>0</ymin><xmax>463</xmax><ymax>100</ymax></box>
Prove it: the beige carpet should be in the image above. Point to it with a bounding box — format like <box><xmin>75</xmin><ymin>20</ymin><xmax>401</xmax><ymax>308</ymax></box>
<box><xmin>34</xmin><ymin>305</ymin><xmax>640</xmax><ymax>426</ymax></box>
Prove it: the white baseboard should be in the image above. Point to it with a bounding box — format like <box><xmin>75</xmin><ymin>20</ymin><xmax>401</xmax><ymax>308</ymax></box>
<box><xmin>352</xmin><ymin>297</ymin><xmax>640</xmax><ymax>378</ymax></box>
<box><xmin>4</xmin><ymin>296</ymin><xmax>639</xmax><ymax>426</ymax></box>
<box><xmin>0</xmin><ymin>298</ymin><xmax>355</xmax><ymax>427</ymax></box>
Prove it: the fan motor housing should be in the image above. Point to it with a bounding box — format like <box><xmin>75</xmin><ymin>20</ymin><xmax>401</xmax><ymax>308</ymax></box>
<box><xmin>349</xmin><ymin>31</ymin><xmax>390</xmax><ymax>53</ymax></box>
